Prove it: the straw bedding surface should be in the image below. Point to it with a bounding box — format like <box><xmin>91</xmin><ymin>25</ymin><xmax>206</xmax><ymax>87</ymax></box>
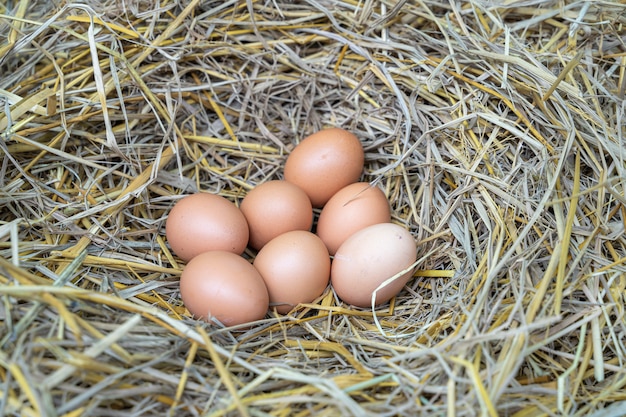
<box><xmin>1</xmin><ymin>0</ymin><xmax>625</xmax><ymax>416</ymax></box>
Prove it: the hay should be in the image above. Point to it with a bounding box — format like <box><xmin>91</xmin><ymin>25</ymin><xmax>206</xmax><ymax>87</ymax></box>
<box><xmin>1</xmin><ymin>0</ymin><xmax>625</xmax><ymax>415</ymax></box>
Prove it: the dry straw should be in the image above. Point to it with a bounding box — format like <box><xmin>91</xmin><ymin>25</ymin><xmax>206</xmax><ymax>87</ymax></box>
<box><xmin>1</xmin><ymin>0</ymin><xmax>625</xmax><ymax>415</ymax></box>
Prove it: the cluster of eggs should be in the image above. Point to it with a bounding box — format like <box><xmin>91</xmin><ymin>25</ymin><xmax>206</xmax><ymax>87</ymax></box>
<box><xmin>165</xmin><ymin>128</ymin><xmax>418</xmax><ymax>326</ymax></box>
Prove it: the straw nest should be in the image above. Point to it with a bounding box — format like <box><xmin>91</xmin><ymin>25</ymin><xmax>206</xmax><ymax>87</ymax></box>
<box><xmin>1</xmin><ymin>0</ymin><xmax>625</xmax><ymax>416</ymax></box>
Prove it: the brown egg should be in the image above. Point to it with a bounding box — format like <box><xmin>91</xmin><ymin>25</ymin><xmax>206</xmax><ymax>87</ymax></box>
<box><xmin>240</xmin><ymin>180</ymin><xmax>313</xmax><ymax>250</ymax></box>
<box><xmin>253</xmin><ymin>231</ymin><xmax>330</xmax><ymax>314</ymax></box>
<box><xmin>331</xmin><ymin>223</ymin><xmax>417</xmax><ymax>308</ymax></box>
<box><xmin>316</xmin><ymin>182</ymin><xmax>391</xmax><ymax>255</ymax></box>
<box><xmin>165</xmin><ymin>193</ymin><xmax>249</xmax><ymax>262</ymax></box>
<box><xmin>180</xmin><ymin>251</ymin><xmax>269</xmax><ymax>325</ymax></box>
<box><xmin>284</xmin><ymin>127</ymin><xmax>364</xmax><ymax>207</ymax></box>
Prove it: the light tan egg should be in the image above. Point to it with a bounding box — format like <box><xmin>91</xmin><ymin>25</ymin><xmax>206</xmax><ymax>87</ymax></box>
<box><xmin>331</xmin><ymin>223</ymin><xmax>417</xmax><ymax>308</ymax></box>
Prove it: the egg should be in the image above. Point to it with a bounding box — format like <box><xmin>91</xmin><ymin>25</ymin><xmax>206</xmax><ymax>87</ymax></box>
<box><xmin>253</xmin><ymin>231</ymin><xmax>330</xmax><ymax>314</ymax></box>
<box><xmin>180</xmin><ymin>251</ymin><xmax>269</xmax><ymax>325</ymax></box>
<box><xmin>331</xmin><ymin>223</ymin><xmax>417</xmax><ymax>308</ymax></box>
<box><xmin>240</xmin><ymin>180</ymin><xmax>313</xmax><ymax>250</ymax></box>
<box><xmin>316</xmin><ymin>182</ymin><xmax>391</xmax><ymax>255</ymax></box>
<box><xmin>165</xmin><ymin>193</ymin><xmax>249</xmax><ymax>262</ymax></box>
<box><xmin>284</xmin><ymin>127</ymin><xmax>364</xmax><ymax>207</ymax></box>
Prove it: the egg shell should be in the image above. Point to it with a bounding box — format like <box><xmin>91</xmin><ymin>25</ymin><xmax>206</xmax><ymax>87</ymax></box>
<box><xmin>284</xmin><ymin>127</ymin><xmax>364</xmax><ymax>207</ymax></box>
<box><xmin>316</xmin><ymin>182</ymin><xmax>391</xmax><ymax>255</ymax></box>
<box><xmin>253</xmin><ymin>231</ymin><xmax>330</xmax><ymax>314</ymax></box>
<box><xmin>165</xmin><ymin>193</ymin><xmax>249</xmax><ymax>262</ymax></box>
<box><xmin>240</xmin><ymin>180</ymin><xmax>313</xmax><ymax>250</ymax></box>
<box><xmin>180</xmin><ymin>251</ymin><xmax>269</xmax><ymax>325</ymax></box>
<box><xmin>331</xmin><ymin>223</ymin><xmax>416</xmax><ymax>308</ymax></box>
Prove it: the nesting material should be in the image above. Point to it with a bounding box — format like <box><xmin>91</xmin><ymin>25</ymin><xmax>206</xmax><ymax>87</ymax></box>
<box><xmin>1</xmin><ymin>0</ymin><xmax>625</xmax><ymax>416</ymax></box>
